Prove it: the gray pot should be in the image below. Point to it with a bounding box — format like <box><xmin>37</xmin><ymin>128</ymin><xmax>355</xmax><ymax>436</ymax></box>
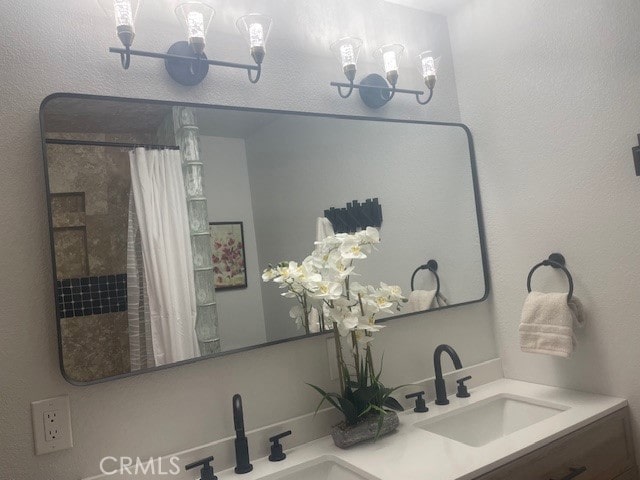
<box><xmin>330</xmin><ymin>411</ymin><xmax>399</xmax><ymax>449</ymax></box>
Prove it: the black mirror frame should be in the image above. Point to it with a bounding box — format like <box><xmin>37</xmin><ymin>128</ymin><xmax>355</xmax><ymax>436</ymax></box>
<box><xmin>39</xmin><ymin>92</ymin><xmax>490</xmax><ymax>385</ymax></box>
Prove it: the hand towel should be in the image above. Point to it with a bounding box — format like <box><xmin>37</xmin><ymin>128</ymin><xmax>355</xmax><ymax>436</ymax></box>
<box><xmin>406</xmin><ymin>290</ymin><xmax>437</xmax><ymax>313</ymax></box>
<box><xmin>435</xmin><ymin>292</ymin><xmax>449</xmax><ymax>308</ymax></box>
<box><xmin>316</xmin><ymin>217</ymin><xmax>335</xmax><ymax>242</ymax></box>
<box><xmin>519</xmin><ymin>291</ymin><xmax>585</xmax><ymax>358</ymax></box>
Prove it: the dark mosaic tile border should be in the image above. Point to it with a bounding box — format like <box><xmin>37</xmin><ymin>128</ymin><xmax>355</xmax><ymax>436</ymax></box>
<box><xmin>57</xmin><ymin>274</ymin><xmax>127</xmax><ymax>318</ymax></box>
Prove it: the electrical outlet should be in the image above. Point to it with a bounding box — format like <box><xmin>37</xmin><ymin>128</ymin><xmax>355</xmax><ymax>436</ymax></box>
<box><xmin>44</xmin><ymin>410</ymin><xmax>60</xmax><ymax>442</ymax></box>
<box><xmin>32</xmin><ymin>396</ymin><xmax>73</xmax><ymax>455</ymax></box>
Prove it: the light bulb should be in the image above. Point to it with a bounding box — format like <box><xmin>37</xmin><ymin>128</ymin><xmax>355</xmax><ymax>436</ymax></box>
<box><xmin>383</xmin><ymin>51</ymin><xmax>398</xmax><ymax>74</ymax></box>
<box><xmin>340</xmin><ymin>44</ymin><xmax>356</xmax><ymax>67</ymax></box>
<box><xmin>236</xmin><ymin>14</ymin><xmax>273</xmax><ymax>65</ymax></box>
<box><xmin>418</xmin><ymin>51</ymin><xmax>439</xmax><ymax>89</ymax></box>
<box><xmin>187</xmin><ymin>11</ymin><xmax>205</xmax><ymax>40</ymax></box>
<box><xmin>249</xmin><ymin>23</ymin><xmax>264</xmax><ymax>48</ymax></box>
<box><xmin>175</xmin><ymin>2</ymin><xmax>215</xmax><ymax>55</ymax></box>
<box><xmin>330</xmin><ymin>37</ymin><xmax>363</xmax><ymax>83</ymax></box>
<box><xmin>373</xmin><ymin>44</ymin><xmax>405</xmax><ymax>86</ymax></box>
<box><xmin>98</xmin><ymin>0</ymin><xmax>140</xmax><ymax>47</ymax></box>
<box><xmin>114</xmin><ymin>0</ymin><xmax>134</xmax><ymax>28</ymax></box>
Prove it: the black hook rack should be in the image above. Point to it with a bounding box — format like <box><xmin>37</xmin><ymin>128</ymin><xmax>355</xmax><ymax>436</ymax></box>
<box><xmin>410</xmin><ymin>259</ymin><xmax>440</xmax><ymax>294</ymax></box>
<box><xmin>526</xmin><ymin>253</ymin><xmax>574</xmax><ymax>301</ymax></box>
<box><xmin>324</xmin><ymin>198</ymin><xmax>382</xmax><ymax>234</ymax></box>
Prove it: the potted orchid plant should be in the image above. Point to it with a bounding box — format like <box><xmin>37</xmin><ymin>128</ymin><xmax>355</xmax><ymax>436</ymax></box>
<box><xmin>262</xmin><ymin>227</ymin><xmax>405</xmax><ymax>448</ymax></box>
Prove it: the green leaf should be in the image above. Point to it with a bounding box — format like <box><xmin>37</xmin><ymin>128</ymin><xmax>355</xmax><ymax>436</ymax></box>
<box><xmin>369</xmin><ymin>404</ymin><xmax>387</xmax><ymax>440</ymax></box>
<box><xmin>354</xmin><ymin>385</ymin><xmax>380</xmax><ymax>406</ymax></box>
<box><xmin>337</xmin><ymin>397</ymin><xmax>358</xmax><ymax>425</ymax></box>
<box><xmin>375</xmin><ymin>353</ymin><xmax>385</xmax><ymax>383</ymax></box>
<box><xmin>306</xmin><ymin>383</ymin><xmax>343</xmax><ymax>416</ymax></box>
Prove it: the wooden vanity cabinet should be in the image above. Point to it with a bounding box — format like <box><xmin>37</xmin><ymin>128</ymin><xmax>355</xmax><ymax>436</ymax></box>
<box><xmin>474</xmin><ymin>407</ymin><xmax>637</xmax><ymax>480</ymax></box>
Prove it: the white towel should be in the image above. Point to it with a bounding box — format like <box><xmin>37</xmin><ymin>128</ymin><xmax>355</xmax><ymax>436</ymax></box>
<box><xmin>316</xmin><ymin>217</ymin><xmax>335</xmax><ymax>242</ymax></box>
<box><xmin>519</xmin><ymin>291</ymin><xmax>585</xmax><ymax>358</ymax></box>
<box><xmin>406</xmin><ymin>290</ymin><xmax>448</xmax><ymax>313</ymax></box>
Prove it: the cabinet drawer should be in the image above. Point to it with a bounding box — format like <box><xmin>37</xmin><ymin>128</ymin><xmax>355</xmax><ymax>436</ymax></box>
<box><xmin>475</xmin><ymin>408</ymin><xmax>635</xmax><ymax>480</ymax></box>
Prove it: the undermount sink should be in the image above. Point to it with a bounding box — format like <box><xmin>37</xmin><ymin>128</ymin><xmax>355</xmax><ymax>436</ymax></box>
<box><xmin>257</xmin><ymin>456</ymin><xmax>380</xmax><ymax>480</ymax></box>
<box><xmin>415</xmin><ymin>394</ymin><xmax>569</xmax><ymax>447</ymax></box>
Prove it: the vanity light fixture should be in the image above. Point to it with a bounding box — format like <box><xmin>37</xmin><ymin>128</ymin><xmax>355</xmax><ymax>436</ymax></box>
<box><xmin>102</xmin><ymin>0</ymin><xmax>272</xmax><ymax>86</ymax></box>
<box><xmin>330</xmin><ymin>37</ymin><xmax>439</xmax><ymax>108</ymax></box>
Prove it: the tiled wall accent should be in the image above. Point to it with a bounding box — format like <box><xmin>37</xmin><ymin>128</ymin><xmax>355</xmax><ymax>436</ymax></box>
<box><xmin>57</xmin><ymin>274</ymin><xmax>127</xmax><ymax>318</ymax></box>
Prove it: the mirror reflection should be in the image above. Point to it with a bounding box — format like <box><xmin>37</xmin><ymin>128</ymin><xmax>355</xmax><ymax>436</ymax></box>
<box><xmin>41</xmin><ymin>95</ymin><xmax>487</xmax><ymax>383</ymax></box>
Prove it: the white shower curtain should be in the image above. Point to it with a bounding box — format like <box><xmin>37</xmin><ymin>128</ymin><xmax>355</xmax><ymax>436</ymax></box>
<box><xmin>129</xmin><ymin>148</ymin><xmax>200</xmax><ymax>366</ymax></box>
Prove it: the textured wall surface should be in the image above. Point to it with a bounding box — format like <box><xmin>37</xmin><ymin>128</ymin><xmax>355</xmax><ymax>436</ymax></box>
<box><xmin>0</xmin><ymin>1</ymin><xmax>497</xmax><ymax>479</ymax></box>
<box><xmin>245</xmin><ymin>117</ymin><xmax>484</xmax><ymax>342</ymax></box>
<box><xmin>448</xmin><ymin>0</ymin><xmax>640</xmax><ymax>454</ymax></box>
<box><xmin>200</xmin><ymin>136</ymin><xmax>267</xmax><ymax>352</ymax></box>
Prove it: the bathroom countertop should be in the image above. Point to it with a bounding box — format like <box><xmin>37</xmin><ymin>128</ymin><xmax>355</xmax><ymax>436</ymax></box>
<box><xmin>215</xmin><ymin>379</ymin><xmax>627</xmax><ymax>480</ymax></box>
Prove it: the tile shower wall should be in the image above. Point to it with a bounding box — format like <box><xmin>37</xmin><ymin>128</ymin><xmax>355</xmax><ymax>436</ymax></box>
<box><xmin>56</xmin><ymin>274</ymin><xmax>127</xmax><ymax>318</ymax></box>
<box><xmin>47</xmin><ymin>133</ymin><xmax>135</xmax><ymax>381</ymax></box>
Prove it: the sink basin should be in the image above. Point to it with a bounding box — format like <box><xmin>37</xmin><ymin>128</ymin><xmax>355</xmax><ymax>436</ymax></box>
<box><xmin>257</xmin><ymin>456</ymin><xmax>380</xmax><ymax>480</ymax></box>
<box><xmin>415</xmin><ymin>394</ymin><xmax>568</xmax><ymax>447</ymax></box>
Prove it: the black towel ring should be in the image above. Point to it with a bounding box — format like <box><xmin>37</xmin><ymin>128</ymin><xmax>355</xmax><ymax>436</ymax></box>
<box><xmin>526</xmin><ymin>253</ymin><xmax>574</xmax><ymax>301</ymax></box>
<box><xmin>410</xmin><ymin>259</ymin><xmax>440</xmax><ymax>295</ymax></box>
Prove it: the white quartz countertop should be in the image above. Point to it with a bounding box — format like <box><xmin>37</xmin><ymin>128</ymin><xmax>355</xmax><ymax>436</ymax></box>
<box><xmin>214</xmin><ymin>379</ymin><xmax>627</xmax><ymax>480</ymax></box>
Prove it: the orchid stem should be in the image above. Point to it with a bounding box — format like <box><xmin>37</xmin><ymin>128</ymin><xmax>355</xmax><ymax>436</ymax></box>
<box><xmin>333</xmin><ymin>323</ymin><xmax>345</xmax><ymax>393</ymax></box>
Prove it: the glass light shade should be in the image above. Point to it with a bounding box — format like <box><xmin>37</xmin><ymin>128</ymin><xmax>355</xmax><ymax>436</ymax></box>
<box><xmin>418</xmin><ymin>50</ymin><xmax>440</xmax><ymax>89</ymax></box>
<box><xmin>175</xmin><ymin>1</ymin><xmax>215</xmax><ymax>55</ymax></box>
<box><xmin>330</xmin><ymin>37</ymin><xmax>363</xmax><ymax>83</ymax></box>
<box><xmin>97</xmin><ymin>0</ymin><xmax>141</xmax><ymax>47</ymax></box>
<box><xmin>236</xmin><ymin>13</ymin><xmax>273</xmax><ymax>65</ymax></box>
<box><xmin>373</xmin><ymin>44</ymin><xmax>405</xmax><ymax>86</ymax></box>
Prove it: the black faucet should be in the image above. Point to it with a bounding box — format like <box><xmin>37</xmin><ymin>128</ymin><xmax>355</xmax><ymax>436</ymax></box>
<box><xmin>433</xmin><ymin>344</ymin><xmax>463</xmax><ymax>405</ymax></box>
<box><xmin>233</xmin><ymin>394</ymin><xmax>253</xmax><ymax>474</ymax></box>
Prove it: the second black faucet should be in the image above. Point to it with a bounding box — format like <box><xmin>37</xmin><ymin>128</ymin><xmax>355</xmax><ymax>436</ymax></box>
<box><xmin>433</xmin><ymin>344</ymin><xmax>464</xmax><ymax>405</ymax></box>
<box><xmin>233</xmin><ymin>394</ymin><xmax>253</xmax><ymax>474</ymax></box>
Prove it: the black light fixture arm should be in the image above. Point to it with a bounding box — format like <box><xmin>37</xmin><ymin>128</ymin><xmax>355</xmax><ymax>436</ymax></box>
<box><xmin>120</xmin><ymin>46</ymin><xmax>132</xmax><ymax>70</ymax></box>
<box><xmin>330</xmin><ymin>77</ymin><xmax>432</xmax><ymax>108</ymax></box>
<box><xmin>416</xmin><ymin>87</ymin><xmax>434</xmax><ymax>106</ymax></box>
<box><xmin>330</xmin><ymin>81</ymin><xmax>424</xmax><ymax>97</ymax></box>
<box><xmin>247</xmin><ymin>64</ymin><xmax>262</xmax><ymax>84</ymax></box>
<box><xmin>336</xmin><ymin>81</ymin><xmax>355</xmax><ymax>99</ymax></box>
<box><xmin>109</xmin><ymin>47</ymin><xmax>260</xmax><ymax>72</ymax></box>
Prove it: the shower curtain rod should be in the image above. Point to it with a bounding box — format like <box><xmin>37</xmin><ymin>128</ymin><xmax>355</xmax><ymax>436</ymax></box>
<box><xmin>44</xmin><ymin>138</ymin><xmax>180</xmax><ymax>150</ymax></box>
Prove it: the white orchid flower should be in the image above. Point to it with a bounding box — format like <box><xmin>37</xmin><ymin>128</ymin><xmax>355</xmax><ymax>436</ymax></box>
<box><xmin>336</xmin><ymin>314</ymin><xmax>359</xmax><ymax>336</ymax></box>
<box><xmin>339</xmin><ymin>239</ymin><xmax>367</xmax><ymax>259</ymax></box>
<box><xmin>379</xmin><ymin>282</ymin><xmax>405</xmax><ymax>302</ymax></box>
<box><xmin>262</xmin><ymin>267</ymin><xmax>278</xmax><ymax>281</ymax></box>
<box><xmin>308</xmin><ymin>281</ymin><xmax>342</xmax><ymax>300</ymax></box>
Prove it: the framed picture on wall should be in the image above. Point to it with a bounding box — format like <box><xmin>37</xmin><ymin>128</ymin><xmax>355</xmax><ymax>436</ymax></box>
<box><xmin>209</xmin><ymin>222</ymin><xmax>248</xmax><ymax>290</ymax></box>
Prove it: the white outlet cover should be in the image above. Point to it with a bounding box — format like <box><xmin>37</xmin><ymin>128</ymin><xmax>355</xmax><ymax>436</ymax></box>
<box><xmin>31</xmin><ymin>396</ymin><xmax>73</xmax><ymax>455</ymax></box>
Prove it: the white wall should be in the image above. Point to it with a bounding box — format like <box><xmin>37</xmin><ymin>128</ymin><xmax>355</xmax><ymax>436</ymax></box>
<box><xmin>245</xmin><ymin>116</ymin><xmax>484</xmax><ymax>342</ymax></box>
<box><xmin>0</xmin><ymin>1</ymin><xmax>497</xmax><ymax>479</ymax></box>
<box><xmin>199</xmin><ymin>136</ymin><xmax>267</xmax><ymax>351</ymax></box>
<box><xmin>448</xmin><ymin>0</ymin><xmax>640</xmax><ymax>453</ymax></box>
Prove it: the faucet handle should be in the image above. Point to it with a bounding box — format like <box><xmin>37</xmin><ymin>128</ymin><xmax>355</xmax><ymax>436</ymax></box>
<box><xmin>185</xmin><ymin>456</ymin><xmax>217</xmax><ymax>480</ymax></box>
<box><xmin>268</xmin><ymin>430</ymin><xmax>292</xmax><ymax>462</ymax></box>
<box><xmin>405</xmin><ymin>390</ymin><xmax>429</xmax><ymax>413</ymax></box>
<box><xmin>456</xmin><ymin>376</ymin><xmax>472</xmax><ymax>398</ymax></box>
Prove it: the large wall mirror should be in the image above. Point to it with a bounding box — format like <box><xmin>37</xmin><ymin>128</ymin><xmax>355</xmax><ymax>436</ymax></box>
<box><xmin>40</xmin><ymin>93</ymin><xmax>488</xmax><ymax>384</ymax></box>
